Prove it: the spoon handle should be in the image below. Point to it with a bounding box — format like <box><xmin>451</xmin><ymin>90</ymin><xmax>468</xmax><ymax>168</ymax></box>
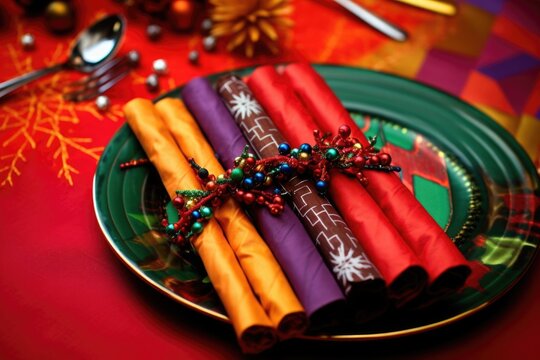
<box><xmin>0</xmin><ymin>63</ymin><xmax>66</xmax><ymax>99</ymax></box>
<box><xmin>334</xmin><ymin>0</ymin><xmax>408</xmax><ymax>42</ymax></box>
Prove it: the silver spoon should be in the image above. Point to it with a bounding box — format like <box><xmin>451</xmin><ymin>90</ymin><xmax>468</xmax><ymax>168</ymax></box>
<box><xmin>0</xmin><ymin>14</ymin><xmax>125</xmax><ymax>99</ymax></box>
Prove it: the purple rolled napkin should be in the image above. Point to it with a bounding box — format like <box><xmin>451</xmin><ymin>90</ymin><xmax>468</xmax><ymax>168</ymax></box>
<box><xmin>182</xmin><ymin>77</ymin><xmax>346</xmax><ymax>327</ymax></box>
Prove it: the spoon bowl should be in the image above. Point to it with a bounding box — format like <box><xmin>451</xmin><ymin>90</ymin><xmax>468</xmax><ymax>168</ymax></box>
<box><xmin>71</xmin><ymin>14</ymin><xmax>125</xmax><ymax>71</ymax></box>
<box><xmin>0</xmin><ymin>14</ymin><xmax>125</xmax><ymax>99</ymax></box>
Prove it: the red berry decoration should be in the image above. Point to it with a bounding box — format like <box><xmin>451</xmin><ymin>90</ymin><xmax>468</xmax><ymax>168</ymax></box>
<box><xmin>353</xmin><ymin>156</ymin><xmax>365</xmax><ymax>168</ymax></box>
<box><xmin>243</xmin><ymin>192</ymin><xmax>255</xmax><ymax>205</ymax></box>
<box><xmin>338</xmin><ymin>125</ymin><xmax>351</xmax><ymax>138</ymax></box>
<box><xmin>135</xmin><ymin>125</ymin><xmax>400</xmax><ymax>246</ymax></box>
<box><xmin>368</xmin><ymin>155</ymin><xmax>380</xmax><ymax>166</ymax></box>
<box><xmin>173</xmin><ymin>196</ymin><xmax>185</xmax><ymax>209</ymax></box>
<box><xmin>379</xmin><ymin>153</ymin><xmax>391</xmax><ymax>166</ymax></box>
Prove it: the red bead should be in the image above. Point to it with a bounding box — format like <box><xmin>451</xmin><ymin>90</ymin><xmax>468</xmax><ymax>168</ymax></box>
<box><xmin>173</xmin><ymin>223</ymin><xmax>180</xmax><ymax>231</ymax></box>
<box><xmin>256</xmin><ymin>196</ymin><xmax>265</xmax><ymax>205</ymax></box>
<box><xmin>208</xmin><ymin>174</ymin><xmax>216</xmax><ymax>181</ymax></box>
<box><xmin>235</xmin><ymin>190</ymin><xmax>244</xmax><ymax>201</ymax></box>
<box><xmin>206</xmin><ymin>181</ymin><xmax>216</xmax><ymax>191</ymax></box>
<box><xmin>273</xmin><ymin>195</ymin><xmax>283</xmax><ymax>205</ymax></box>
<box><xmin>243</xmin><ymin>192</ymin><xmax>255</xmax><ymax>205</ymax></box>
<box><xmin>175</xmin><ymin>234</ymin><xmax>185</xmax><ymax>245</ymax></box>
<box><xmin>338</xmin><ymin>125</ymin><xmax>351</xmax><ymax>138</ymax></box>
<box><xmin>356</xmin><ymin>173</ymin><xmax>368</xmax><ymax>186</ymax></box>
<box><xmin>270</xmin><ymin>205</ymin><xmax>280</xmax><ymax>215</ymax></box>
<box><xmin>353</xmin><ymin>156</ymin><xmax>365</xmax><ymax>168</ymax></box>
<box><xmin>161</xmin><ymin>219</ymin><xmax>168</xmax><ymax>227</ymax></box>
<box><xmin>313</xmin><ymin>168</ymin><xmax>322</xmax><ymax>177</ymax></box>
<box><xmin>245</xmin><ymin>157</ymin><xmax>256</xmax><ymax>167</ymax></box>
<box><xmin>173</xmin><ymin>196</ymin><xmax>185</xmax><ymax>209</ymax></box>
<box><xmin>368</xmin><ymin>155</ymin><xmax>380</xmax><ymax>166</ymax></box>
<box><xmin>288</xmin><ymin>158</ymin><xmax>298</xmax><ymax>168</ymax></box>
<box><xmin>379</xmin><ymin>153</ymin><xmax>391</xmax><ymax>166</ymax></box>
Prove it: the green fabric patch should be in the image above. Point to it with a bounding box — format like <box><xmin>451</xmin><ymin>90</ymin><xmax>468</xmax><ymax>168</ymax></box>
<box><xmin>413</xmin><ymin>175</ymin><xmax>451</xmax><ymax>228</ymax></box>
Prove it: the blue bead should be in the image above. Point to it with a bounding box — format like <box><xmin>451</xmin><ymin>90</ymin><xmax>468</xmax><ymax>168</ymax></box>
<box><xmin>278</xmin><ymin>143</ymin><xmax>291</xmax><ymax>155</ymax></box>
<box><xmin>273</xmin><ymin>187</ymin><xmax>281</xmax><ymax>195</ymax></box>
<box><xmin>191</xmin><ymin>210</ymin><xmax>202</xmax><ymax>220</ymax></box>
<box><xmin>315</xmin><ymin>180</ymin><xmax>328</xmax><ymax>193</ymax></box>
<box><xmin>279</xmin><ymin>163</ymin><xmax>293</xmax><ymax>175</ymax></box>
<box><xmin>243</xmin><ymin>177</ymin><xmax>254</xmax><ymax>189</ymax></box>
<box><xmin>254</xmin><ymin>172</ymin><xmax>265</xmax><ymax>183</ymax></box>
<box><xmin>299</xmin><ymin>143</ymin><xmax>312</xmax><ymax>154</ymax></box>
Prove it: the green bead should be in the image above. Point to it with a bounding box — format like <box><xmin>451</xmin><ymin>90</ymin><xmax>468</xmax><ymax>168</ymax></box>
<box><xmin>325</xmin><ymin>148</ymin><xmax>339</xmax><ymax>161</ymax></box>
<box><xmin>290</xmin><ymin>148</ymin><xmax>299</xmax><ymax>158</ymax></box>
<box><xmin>200</xmin><ymin>206</ymin><xmax>213</xmax><ymax>219</ymax></box>
<box><xmin>230</xmin><ymin>167</ymin><xmax>244</xmax><ymax>182</ymax></box>
<box><xmin>191</xmin><ymin>222</ymin><xmax>204</xmax><ymax>233</ymax></box>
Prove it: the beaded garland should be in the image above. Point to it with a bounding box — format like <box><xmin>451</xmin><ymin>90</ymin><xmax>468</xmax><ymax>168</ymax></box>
<box><xmin>121</xmin><ymin>125</ymin><xmax>400</xmax><ymax>247</ymax></box>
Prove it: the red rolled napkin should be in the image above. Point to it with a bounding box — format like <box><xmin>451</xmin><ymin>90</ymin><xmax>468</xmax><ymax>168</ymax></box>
<box><xmin>217</xmin><ymin>74</ymin><xmax>388</xmax><ymax>321</ymax></box>
<box><xmin>248</xmin><ymin>66</ymin><xmax>427</xmax><ymax>306</ymax></box>
<box><xmin>283</xmin><ymin>63</ymin><xmax>472</xmax><ymax>296</ymax></box>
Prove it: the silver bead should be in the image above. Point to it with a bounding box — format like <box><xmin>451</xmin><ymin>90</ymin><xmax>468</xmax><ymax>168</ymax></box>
<box><xmin>202</xmin><ymin>36</ymin><xmax>216</xmax><ymax>52</ymax></box>
<box><xmin>127</xmin><ymin>50</ymin><xmax>140</xmax><ymax>66</ymax></box>
<box><xmin>152</xmin><ymin>59</ymin><xmax>168</xmax><ymax>75</ymax></box>
<box><xmin>145</xmin><ymin>74</ymin><xmax>159</xmax><ymax>92</ymax></box>
<box><xmin>188</xmin><ymin>50</ymin><xmax>199</xmax><ymax>65</ymax></box>
<box><xmin>146</xmin><ymin>24</ymin><xmax>162</xmax><ymax>41</ymax></box>
<box><xmin>200</xmin><ymin>18</ymin><xmax>213</xmax><ymax>33</ymax></box>
<box><xmin>95</xmin><ymin>95</ymin><xmax>110</xmax><ymax>111</ymax></box>
<box><xmin>20</xmin><ymin>33</ymin><xmax>35</xmax><ymax>50</ymax></box>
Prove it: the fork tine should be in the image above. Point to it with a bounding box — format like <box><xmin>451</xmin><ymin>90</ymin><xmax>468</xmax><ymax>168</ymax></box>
<box><xmin>63</xmin><ymin>50</ymin><xmax>140</xmax><ymax>101</ymax></box>
<box><xmin>75</xmin><ymin>67</ymin><xmax>132</xmax><ymax>101</ymax></box>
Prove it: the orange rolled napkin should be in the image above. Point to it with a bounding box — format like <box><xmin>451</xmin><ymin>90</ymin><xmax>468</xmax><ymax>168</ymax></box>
<box><xmin>156</xmin><ymin>98</ymin><xmax>308</xmax><ymax>338</ymax></box>
<box><xmin>283</xmin><ymin>63</ymin><xmax>472</xmax><ymax>296</ymax></box>
<box><xmin>124</xmin><ymin>98</ymin><xmax>276</xmax><ymax>353</ymax></box>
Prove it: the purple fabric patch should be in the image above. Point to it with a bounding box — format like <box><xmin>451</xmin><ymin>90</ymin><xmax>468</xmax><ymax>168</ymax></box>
<box><xmin>479</xmin><ymin>53</ymin><xmax>540</xmax><ymax>80</ymax></box>
<box><xmin>416</xmin><ymin>49</ymin><xmax>476</xmax><ymax>95</ymax></box>
<box><xmin>467</xmin><ymin>0</ymin><xmax>505</xmax><ymax>14</ymax></box>
<box><xmin>477</xmin><ymin>34</ymin><xmax>523</xmax><ymax>68</ymax></box>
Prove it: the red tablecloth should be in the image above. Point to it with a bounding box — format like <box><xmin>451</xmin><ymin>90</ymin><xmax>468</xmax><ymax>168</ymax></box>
<box><xmin>1</xmin><ymin>0</ymin><xmax>539</xmax><ymax>358</ymax></box>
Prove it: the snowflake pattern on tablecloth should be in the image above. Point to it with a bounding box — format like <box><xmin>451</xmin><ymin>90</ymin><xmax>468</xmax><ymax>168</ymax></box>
<box><xmin>329</xmin><ymin>244</ymin><xmax>376</xmax><ymax>284</ymax></box>
<box><xmin>230</xmin><ymin>91</ymin><xmax>262</xmax><ymax>120</ymax></box>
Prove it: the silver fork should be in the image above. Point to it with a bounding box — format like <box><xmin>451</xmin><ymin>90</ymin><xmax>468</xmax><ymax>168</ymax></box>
<box><xmin>63</xmin><ymin>50</ymin><xmax>140</xmax><ymax>102</ymax></box>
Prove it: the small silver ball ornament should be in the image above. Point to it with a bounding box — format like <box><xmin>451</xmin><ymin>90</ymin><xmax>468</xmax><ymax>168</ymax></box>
<box><xmin>202</xmin><ymin>36</ymin><xmax>216</xmax><ymax>52</ymax></box>
<box><xmin>20</xmin><ymin>33</ymin><xmax>35</xmax><ymax>50</ymax></box>
<box><xmin>188</xmin><ymin>50</ymin><xmax>199</xmax><ymax>65</ymax></box>
<box><xmin>200</xmin><ymin>18</ymin><xmax>213</xmax><ymax>33</ymax></box>
<box><xmin>152</xmin><ymin>59</ymin><xmax>168</xmax><ymax>75</ymax></box>
<box><xmin>145</xmin><ymin>74</ymin><xmax>159</xmax><ymax>92</ymax></box>
<box><xmin>146</xmin><ymin>24</ymin><xmax>162</xmax><ymax>41</ymax></box>
<box><xmin>127</xmin><ymin>50</ymin><xmax>141</xmax><ymax>66</ymax></box>
<box><xmin>95</xmin><ymin>95</ymin><xmax>110</xmax><ymax>111</ymax></box>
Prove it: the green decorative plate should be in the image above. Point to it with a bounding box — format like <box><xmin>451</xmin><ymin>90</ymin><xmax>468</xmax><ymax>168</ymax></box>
<box><xmin>93</xmin><ymin>65</ymin><xmax>540</xmax><ymax>339</ymax></box>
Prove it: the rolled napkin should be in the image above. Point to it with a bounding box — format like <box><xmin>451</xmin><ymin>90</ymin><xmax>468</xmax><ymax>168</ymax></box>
<box><xmin>155</xmin><ymin>98</ymin><xmax>308</xmax><ymax>338</ymax></box>
<box><xmin>181</xmin><ymin>77</ymin><xmax>346</xmax><ymax>328</ymax></box>
<box><xmin>283</xmin><ymin>62</ymin><xmax>472</xmax><ymax>296</ymax></box>
<box><xmin>248</xmin><ymin>66</ymin><xmax>428</xmax><ymax>306</ymax></box>
<box><xmin>216</xmin><ymin>74</ymin><xmax>388</xmax><ymax>321</ymax></box>
<box><xmin>124</xmin><ymin>98</ymin><xmax>277</xmax><ymax>353</ymax></box>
